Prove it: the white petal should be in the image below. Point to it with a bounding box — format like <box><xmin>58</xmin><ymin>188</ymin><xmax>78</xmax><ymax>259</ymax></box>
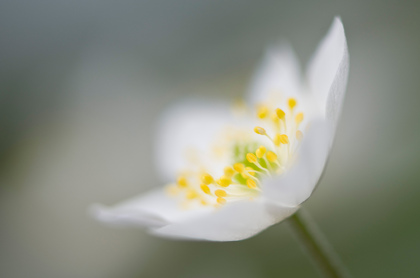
<box><xmin>306</xmin><ymin>17</ymin><xmax>349</xmax><ymax>127</ymax></box>
<box><xmin>262</xmin><ymin>118</ymin><xmax>331</xmax><ymax>207</ymax></box>
<box><xmin>247</xmin><ymin>43</ymin><xmax>302</xmax><ymax>106</ymax></box>
<box><xmin>155</xmin><ymin>99</ymin><xmax>233</xmax><ymax>181</ymax></box>
<box><xmin>90</xmin><ymin>203</ymin><xmax>167</xmax><ymax>228</ymax></box>
<box><xmin>90</xmin><ymin>188</ymin><xmax>213</xmax><ymax>228</ymax></box>
<box><xmin>151</xmin><ymin>198</ymin><xmax>298</xmax><ymax>241</ymax></box>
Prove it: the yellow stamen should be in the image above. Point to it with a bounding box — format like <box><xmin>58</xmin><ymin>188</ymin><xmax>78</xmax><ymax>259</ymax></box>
<box><xmin>233</xmin><ymin>163</ymin><xmax>245</xmax><ymax>173</ymax></box>
<box><xmin>257</xmin><ymin>106</ymin><xmax>269</xmax><ymax>119</ymax></box>
<box><xmin>217</xmin><ymin>197</ymin><xmax>226</xmax><ymax>205</ymax></box>
<box><xmin>279</xmin><ymin>134</ymin><xmax>289</xmax><ymax>144</ymax></box>
<box><xmin>266</xmin><ymin>151</ymin><xmax>278</xmax><ymax>162</ymax></box>
<box><xmin>256</xmin><ymin>146</ymin><xmax>266</xmax><ymax>158</ymax></box>
<box><xmin>296</xmin><ymin>130</ymin><xmax>303</xmax><ymax>141</ymax></box>
<box><xmin>201</xmin><ymin>173</ymin><xmax>214</xmax><ymax>185</ymax></box>
<box><xmin>246</xmin><ymin>178</ymin><xmax>257</xmax><ymax>189</ymax></box>
<box><xmin>186</xmin><ymin>190</ymin><xmax>198</xmax><ymax>199</ymax></box>
<box><xmin>245</xmin><ymin>167</ymin><xmax>256</xmax><ymax>176</ymax></box>
<box><xmin>177</xmin><ymin>176</ymin><xmax>188</xmax><ymax>187</ymax></box>
<box><xmin>242</xmin><ymin>166</ymin><xmax>257</xmax><ymax>178</ymax></box>
<box><xmin>276</xmin><ymin>108</ymin><xmax>286</xmax><ymax>119</ymax></box>
<box><xmin>295</xmin><ymin>112</ymin><xmax>304</xmax><ymax>124</ymax></box>
<box><xmin>200</xmin><ymin>184</ymin><xmax>211</xmax><ymax>195</ymax></box>
<box><xmin>224</xmin><ymin>166</ymin><xmax>235</xmax><ymax>178</ymax></box>
<box><xmin>274</xmin><ymin>134</ymin><xmax>281</xmax><ymax>146</ymax></box>
<box><xmin>254</xmin><ymin>126</ymin><xmax>266</xmax><ymax>135</ymax></box>
<box><xmin>215</xmin><ymin>189</ymin><xmax>227</xmax><ymax>197</ymax></box>
<box><xmin>271</xmin><ymin>113</ymin><xmax>280</xmax><ymax>125</ymax></box>
<box><xmin>246</xmin><ymin>153</ymin><xmax>258</xmax><ymax>163</ymax></box>
<box><xmin>219</xmin><ymin>176</ymin><xmax>232</xmax><ymax>187</ymax></box>
<box><xmin>288</xmin><ymin>98</ymin><xmax>297</xmax><ymax>109</ymax></box>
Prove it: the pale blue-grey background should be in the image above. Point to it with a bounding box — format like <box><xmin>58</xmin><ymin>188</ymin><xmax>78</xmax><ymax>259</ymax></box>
<box><xmin>1</xmin><ymin>0</ymin><xmax>419</xmax><ymax>277</ymax></box>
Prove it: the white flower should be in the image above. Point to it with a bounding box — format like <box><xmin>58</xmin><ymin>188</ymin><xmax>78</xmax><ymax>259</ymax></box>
<box><xmin>91</xmin><ymin>17</ymin><xmax>349</xmax><ymax>241</ymax></box>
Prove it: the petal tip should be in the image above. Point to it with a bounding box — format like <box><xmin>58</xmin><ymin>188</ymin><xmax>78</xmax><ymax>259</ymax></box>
<box><xmin>89</xmin><ymin>203</ymin><xmax>124</xmax><ymax>225</ymax></box>
<box><xmin>88</xmin><ymin>202</ymin><xmax>168</xmax><ymax>228</ymax></box>
<box><xmin>328</xmin><ymin>16</ymin><xmax>347</xmax><ymax>49</ymax></box>
<box><xmin>306</xmin><ymin>16</ymin><xmax>349</xmax><ymax>119</ymax></box>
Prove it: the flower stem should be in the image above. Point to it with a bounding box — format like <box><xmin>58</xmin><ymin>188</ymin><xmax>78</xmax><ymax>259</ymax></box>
<box><xmin>286</xmin><ymin>209</ymin><xmax>351</xmax><ymax>278</ymax></box>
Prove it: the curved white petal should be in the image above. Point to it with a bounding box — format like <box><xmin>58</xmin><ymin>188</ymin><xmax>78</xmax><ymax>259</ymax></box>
<box><xmin>90</xmin><ymin>203</ymin><xmax>167</xmax><ymax>228</ymax></box>
<box><xmin>91</xmin><ymin>189</ymin><xmax>299</xmax><ymax>241</ymax></box>
<box><xmin>151</xmin><ymin>198</ymin><xmax>298</xmax><ymax>241</ymax></box>
<box><xmin>306</xmin><ymin>17</ymin><xmax>349</xmax><ymax>127</ymax></box>
<box><xmin>262</xmin><ymin>118</ymin><xmax>331</xmax><ymax>207</ymax></box>
<box><xmin>155</xmin><ymin>99</ymin><xmax>233</xmax><ymax>181</ymax></box>
<box><xmin>247</xmin><ymin>43</ymin><xmax>302</xmax><ymax>106</ymax></box>
<box><xmin>90</xmin><ymin>188</ymin><xmax>213</xmax><ymax>228</ymax></box>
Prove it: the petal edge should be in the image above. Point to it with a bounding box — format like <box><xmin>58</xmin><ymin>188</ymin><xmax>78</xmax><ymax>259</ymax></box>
<box><xmin>307</xmin><ymin>17</ymin><xmax>349</xmax><ymax>127</ymax></box>
<box><xmin>151</xmin><ymin>199</ymin><xmax>298</xmax><ymax>241</ymax></box>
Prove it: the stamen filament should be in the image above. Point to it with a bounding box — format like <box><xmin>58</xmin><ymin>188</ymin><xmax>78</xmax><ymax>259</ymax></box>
<box><xmin>263</xmin><ymin>156</ymin><xmax>274</xmax><ymax>172</ymax></box>
<box><xmin>253</xmin><ymin>161</ymin><xmax>271</xmax><ymax>176</ymax></box>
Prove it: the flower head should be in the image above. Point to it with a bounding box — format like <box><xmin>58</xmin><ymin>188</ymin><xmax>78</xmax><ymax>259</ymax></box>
<box><xmin>91</xmin><ymin>17</ymin><xmax>349</xmax><ymax>241</ymax></box>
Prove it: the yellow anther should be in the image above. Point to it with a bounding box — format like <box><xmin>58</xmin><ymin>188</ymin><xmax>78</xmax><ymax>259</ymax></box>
<box><xmin>246</xmin><ymin>153</ymin><xmax>258</xmax><ymax>163</ymax></box>
<box><xmin>266</xmin><ymin>151</ymin><xmax>278</xmax><ymax>162</ymax></box>
<box><xmin>274</xmin><ymin>133</ymin><xmax>281</xmax><ymax>146</ymax></box>
<box><xmin>201</xmin><ymin>173</ymin><xmax>214</xmax><ymax>185</ymax></box>
<box><xmin>276</xmin><ymin>108</ymin><xmax>286</xmax><ymax>119</ymax></box>
<box><xmin>224</xmin><ymin>166</ymin><xmax>235</xmax><ymax>178</ymax></box>
<box><xmin>177</xmin><ymin>176</ymin><xmax>188</xmax><ymax>187</ymax></box>
<box><xmin>200</xmin><ymin>184</ymin><xmax>211</xmax><ymax>195</ymax></box>
<box><xmin>186</xmin><ymin>190</ymin><xmax>198</xmax><ymax>199</ymax></box>
<box><xmin>245</xmin><ymin>167</ymin><xmax>256</xmax><ymax>176</ymax></box>
<box><xmin>257</xmin><ymin>106</ymin><xmax>269</xmax><ymax>119</ymax></box>
<box><xmin>219</xmin><ymin>176</ymin><xmax>232</xmax><ymax>187</ymax></box>
<box><xmin>288</xmin><ymin>98</ymin><xmax>297</xmax><ymax>109</ymax></box>
<box><xmin>215</xmin><ymin>189</ymin><xmax>227</xmax><ymax>198</ymax></box>
<box><xmin>217</xmin><ymin>197</ymin><xmax>226</xmax><ymax>205</ymax></box>
<box><xmin>279</xmin><ymin>134</ymin><xmax>289</xmax><ymax>144</ymax></box>
<box><xmin>256</xmin><ymin>146</ymin><xmax>266</xmax><ymax>158</ymax></box>
<box><xmin>233</xmin><ymin>163</ymin><xmax>245</xmax><ymax>173</ymax></box>
<box><xmin>200</xmin><ymin>200</ymin><xmax>208</xmax><ymax>206</ymax></box>
<box><xmin>295</xmin><ymin>112</ymin><xmax>304</xmax><ymax>124</ymax></box>
<box><xmin>254</xmin><ymin>126</ymin><xmax>266</xmax><ymax>135</ymax></box>
<box><xmin>296</xmin><ymin>130</ymin><xmax>303</xmax><ymax>141</ymax></box>
<box><xmin>271</xmin><ymin>113</ymin><xmax>280</xmax><ymax>124</ymax></box>
<box><xmin>246</xmin><ymin>179</ymin><xmax>257</xmax><ymax>189</ymax></box>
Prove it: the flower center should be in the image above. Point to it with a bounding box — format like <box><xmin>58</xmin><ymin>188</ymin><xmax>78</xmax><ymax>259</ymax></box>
<box><xmin>166</xmin><ymin>97</ymin><xmax>306</xmax><ymax>208</ymax></box>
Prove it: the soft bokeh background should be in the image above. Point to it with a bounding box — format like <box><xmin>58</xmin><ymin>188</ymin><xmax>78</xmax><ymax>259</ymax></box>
<box><xmin>1</xmin><ymin>0</ymin><xmax>419</xmax><ymax>277</ymax></box>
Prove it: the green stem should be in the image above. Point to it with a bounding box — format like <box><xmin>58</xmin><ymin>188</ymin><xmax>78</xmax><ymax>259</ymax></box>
<box><xmin>287</xmin><ymin>209</ymin><xmax>351</xmax><ymax>278</ymax></box>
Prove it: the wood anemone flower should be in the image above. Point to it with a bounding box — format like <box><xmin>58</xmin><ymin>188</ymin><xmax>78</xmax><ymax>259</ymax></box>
<box><xmin>91</xmin><ymin>17</ymin><xmax>349</xmax><ymax>242</ymax></box>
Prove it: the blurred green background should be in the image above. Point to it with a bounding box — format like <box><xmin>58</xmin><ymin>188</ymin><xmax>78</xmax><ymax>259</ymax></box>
<box><xmin>1</xmin><ymin>0</ymin><xmax>419</xmax><ymax>277</ymax></box>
